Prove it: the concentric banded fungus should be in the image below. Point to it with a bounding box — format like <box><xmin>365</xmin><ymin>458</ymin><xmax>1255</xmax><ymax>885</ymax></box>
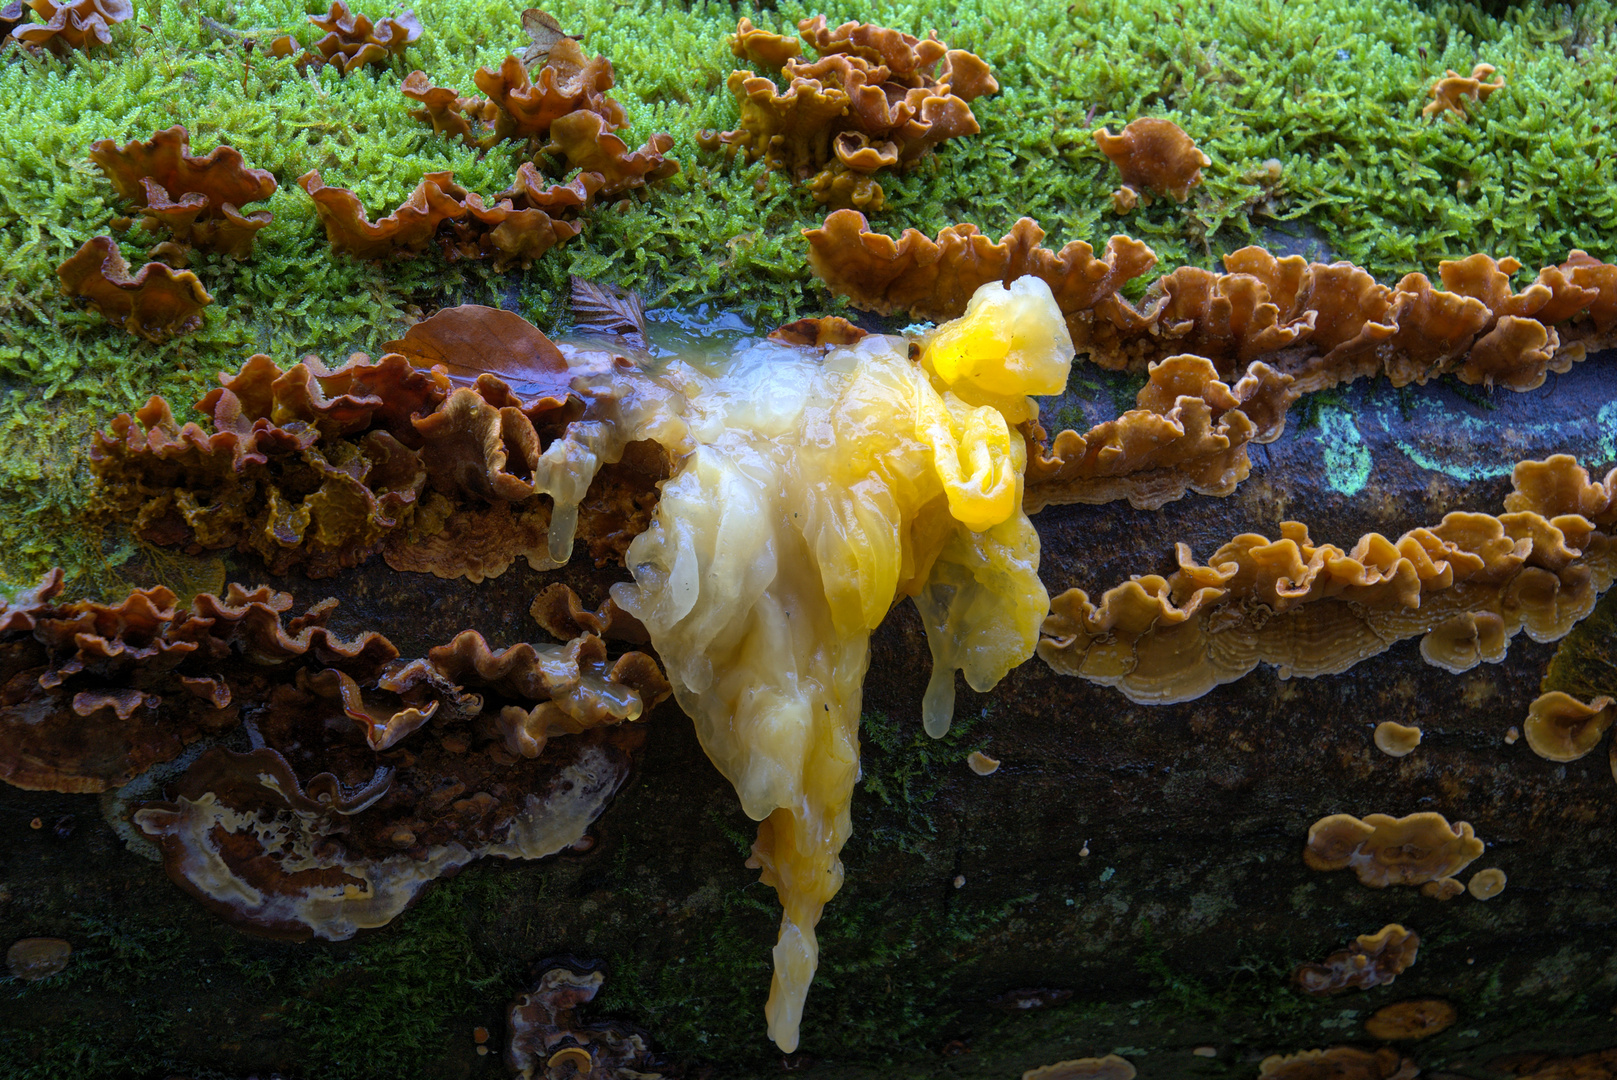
<box><xmin>0</xmin><ymin>572</ymin><xmax>668</xmax><ymax>939</ymax></box>
<box><xmin>58</xmin><ymin>236</ymin><xmax>212</xmax><ymax>342</ymax></box>
<box><xmin>1023</xmin><ymin>1054</ymin><xmax>1137</xmax><ymax>1080</ymax></box>
<box><xmin>1305</xmin><ymin>813</ymin><xmax>1484</xmax><ymax>889</ymax></box>
<box><xmin>1469</xmin><ymin>868</ymin><xmax>1507</xmax><ymax>899</ymax></box>
<box><xmin>1093</xmin><ymin>117</ymin><xmax>1210</xmax><ymax>202</ymax></box>
<box><xmin>1424</xmin><ymin>63</ymin><xmax>1505</xmax><ymax>121</ymax></box>
<box><xmin>1524</xmin><ymin>691</ymin><xmax>1615</xmax><ymax>762</ymax></box>
<box><xmin>90</xmin><ymin>126</ymin><xmax>277</xmax><ymax>258</ymax></box>
<box><xmin>298</xmin><ymin>170</ymin><xmax>586</xmax><ymax>268</ymax></box>
<box><xmin>1374</xmin><ymin>722</ymin><xmax>1422</xmax><ymax>757</ymax></box>
<box><xmin>718</xmin><ymin>15</ymin><xmax>996</xmax><ymax>209</ymax></box>
<box><xmin>506</xmin><ymin>964</ymin><xmax>663</xmax><ymax>1079</ymax></box>
<box><xmin>1038</xmin><ymin>455</ymin><xmax>1617</xmax><ymax>704</ymax></box>
<box><xmin>805</xmin><ymin>215</ymin><xmax>1617</xmax><ymax>395</ymax></box>
<box><xmin>1257</xmin><ymin>1048</ymin><xmax>1418</xmax><ymax>1080</ymax></box>
<box><xmin>91</xmin><ymin>306</ymin><xmax>672</xmax><ymax>578</ymax></box>
<box><xmin>1365</xmin><ymin>998</ymin><xmax>1458</xmax><ymax>1040</ymax></box>
<box><xmin>9</xmin><ymin>0</ymin><xmax>130</xmax><ymax>52</ymax></box>
<box><xmin>1293</xmin><ymin>924</ymin><xmax>1420</xmax><ymax>996</ymax></box>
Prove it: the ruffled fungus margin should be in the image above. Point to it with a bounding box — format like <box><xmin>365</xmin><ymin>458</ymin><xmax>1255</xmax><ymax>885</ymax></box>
<box><xmin>506</xmin><ymin>963</ymin><xmax>665</xmax><ymax>1079</ymax></box>
<box><xmin>271</xmin><ymin>0</ymin><xmax>421</xmax><ymax>76</ymax></box>
<box><xmin>1258</xmin><ymin>1048</ymin><xmax>1418</xmax><ymax>1080</ymax></box>
<box><xmin>1038</xmin><ymin>455</ymin><xmax>1617</xmax><ymax>704</ymax></box>
<box><xmin>1305</xmin><ymin>812</ymin><xmax>1484</xmax><ymax>889</ymax></box>
<box><xmin>1293</xmin><ymin>924</ymin><xmax>1420</xmax><ymax>996</ymax></box>
<box><xmin>9</xmin><ymin>0</ymin><xmax>130</xmax><ymax>53</ymax></box>
<box><xmin>1093</xmin><ymin>117</ymin><xmax>1209</xmax><ymax>202</ymax></box>
<box><xmin>58</xmin><ymin>236</ymin><xmax>212</xmax><ymax>342</ymax></box>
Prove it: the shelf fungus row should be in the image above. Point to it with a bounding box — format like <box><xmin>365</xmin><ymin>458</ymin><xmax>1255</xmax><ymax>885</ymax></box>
<box><xmin>92</xmin><ymin>278</ymin><xmax>1075</xmax><ymax>1049</ymax></box>
<box><xmin>1306</xmin><ymin>812</ymin><xmax>1484</xmax><ymax>898</ymax></box>
<box><xmin>710</xmin><ymin>15</ymin><xmax>997</xmax><ymax>210</ymax></box>
<box><xmin>1038</xmin><ymin>455</ymin><xmax>1617</xmax><ymax>703</ymax></box>
<box><xmin>806</xmin><ymin>212</ymin><xmax>1617</xmax><ymax>400</ymax></box>
<box><xmin>0</xmin><ymin>572</ymin><xmax>668</xmax><ymax>940</ymax></box>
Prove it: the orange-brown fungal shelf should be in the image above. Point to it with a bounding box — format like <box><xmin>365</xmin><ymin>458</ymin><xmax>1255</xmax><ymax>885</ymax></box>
<box><xmin>90</xmin><ymin>126</ymin><xmax>277</xmax><ymax>258</ymax></box>
<box><xmin>1424</xmin><ymin>63</ymin><xmax>1505</xmax><ymax>121</ymax></box>
<box><xmin>8</xmin><ymin>0</ymin><xmax>129</xmax><ymax>52</ymax></box>
<box><xmin>1305</xmin><ymin>812</ymin><xmax>1484</xmax><ymax>889</ymax></box>
<box><xmin>1093</xmin><ymin>117</ymin><xmax>1210</xmax><ymax>203</ymax></box>
<box><xmin>1364</xmin><ymin>999</ymin><xmax>1459</xmax><ymax>1040</ymax></box>
<box><xmin>1022</xmin><ymin>1055</ymin><xmax>1137</xmax><ymax>1080</ymax></box>
<box><xmin>0</xmin><ymin>572</ymin><xmax>667</xmax><ymax>940</ymax></box>
<box><xmin>1258</xmin><ymin>1048</ymin><xmax>1418</xmax><ymax>1080</ymax></box>
<box><xmin>1038</xmin><ymin>455</ymin><xmax>1617</xmax><ymax>703</ymax></box>
<box><xmin>91</xmin><ymin>304</ymin><xmax>672</xmax><ymax>578</ymax></box>
<box><xmin>91</xmin><ymin>280</ymin><xmax>1075</xmax><ymax>1049</ymax></box>
<box><xmin>805</xmin><ymin>213</ymin><xmax>1617</xmax><ymax>397</ymax></box>
<box><xmin>1293</xmin><ymin>924</ymin><xmax>1420</xmax><ymax>996</ymax></box>
<box><xmin>716</xmin><ymin>15</ymin><xmax>996</xmax><ymax>210</ymax></box>
<box><xmin>272</xmin><ymin>0</ymin><xmax>421</xmax><ymax>75</ymax></box>
<box><xmin>58</xmin><ymin>236</ymin><xmax>212</xmax><ymax>342</ymax></box>
<box><xmin>1523</xmin><ymin>690</ymin><xmax>1614</xmax><ymax>762</ymax></box>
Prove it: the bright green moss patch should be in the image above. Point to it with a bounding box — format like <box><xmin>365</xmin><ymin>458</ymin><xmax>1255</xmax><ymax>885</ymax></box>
<box><xmin>2</xmin><ymin>0</ymin><xmax>1614</xmax><ymax>591</ymax></box>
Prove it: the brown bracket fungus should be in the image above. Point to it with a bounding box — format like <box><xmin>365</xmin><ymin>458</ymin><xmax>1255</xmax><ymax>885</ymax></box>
<box><xmin>1374</xmin><ymin>722</ymin><xmax>1423</xmax><ymax>757</ymax></box>
<box><xmin>90</xmin><ymin>126</ymin><xmax>278</xmax><ymax>258</ymax></box>
<box><xmin>58</xmin><ymin>236</ymin><xmax>212</xmax><ymax>342</ymax></box>
<box><xmin>967</xmin><ymin>750</ymin><xmax>1000</xmax><ymax>775</ymax></box>
<box><xmin>1365</xmin><ymin>998</ymin><xmax>1459</xmax><ymax>1040</ymax></box>
<box><xmin>8</xmin><ymin>0</ymin><xmax>129</xmax><ymax>52</ymax></box>
<box><xmin>1423</xmin><ymin>63</ymin><xmax>1505</xmax><ymax>121</ymax></box>
<box><xmin>717</xmin><ymin>15</ymin><xmax>996</xmax><ymax>210</ymax></box>
<box><xmin>1305</xmin><ymin>812</ymin><xmax>1484</xmax><ymax>889</ymax></box>
<box><xmin>729</xmin><ymin>15</ymin><xmax>800</xmax><ymax>71</ymax></box>
<box><xmin>1023</xmin><ymin>1054</ymin><xmax>1137</xmax><ymax>1080</ymax></box>
<box><xmin>1523</xmin><ymin>691</ymin><xmax>1615</xmax><ymax>762</ymax></box>
<box><xmin>1257</xmin><ymin>1048</ymin><xmax>1418</xmax><ymax>1080</ymax></box>
<box><xmin>276</xmin><ymin>0</ymin><xmax>421</xmax><ymax>75</ymax></box>
<box><xmin>1469</xmin><ymin>867</ymin><xmax>1507</xmax><ymax>899</ymax></box>
<box><xmin>6</xmin><ymin>937</ymin><xmax>71</xmax><ymax>980</ymax></box>
<box><xmin>1093</xmin><ymin>117</ymin><xmax>1210</xmax><ymax>202</ymax></box>
<box><xmin>507</xmin><ymin>963</ymin><xmax>665</xmax><ymax>1079</ymax></box>
<box><xmin>1038</xmin><ymin>455</ymin><xmax>1617</xmax><ymax>703</ymax></box>
<box><xmin>1293</xmin><ymin>924</ymin><xmax>1420</xmax><ymax>996</ymax></box>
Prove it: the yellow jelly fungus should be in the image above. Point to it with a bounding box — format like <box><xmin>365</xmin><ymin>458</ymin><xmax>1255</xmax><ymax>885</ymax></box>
<box><xmin>612</xmin><ymin>275</ymin><xmax>1072</xmax><ymax>1051</ymax></box>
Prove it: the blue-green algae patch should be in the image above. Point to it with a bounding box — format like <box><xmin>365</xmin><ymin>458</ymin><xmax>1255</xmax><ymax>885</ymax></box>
<box><xmin>1</xmin><ymin>0</ymin><xmax>1615</xmax><ymax>592</ymax></box>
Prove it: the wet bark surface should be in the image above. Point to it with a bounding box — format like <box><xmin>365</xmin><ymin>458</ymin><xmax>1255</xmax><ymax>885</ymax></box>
<box><xmin>2</xmin><ymin>353</ymin><xmax>1616</xmax><ymax>1080</ymax></box>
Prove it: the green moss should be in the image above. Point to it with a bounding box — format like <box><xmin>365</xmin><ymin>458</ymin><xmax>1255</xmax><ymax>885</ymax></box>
<box><xmin>1541</xmin><ymin>587</ymin><xmax>1617</xmax><ymax>701</ymax></box>
<box><xmin>1</xmin><ymin>0</ymin><xmax>1615</xmax><ymax>591</ymax></box>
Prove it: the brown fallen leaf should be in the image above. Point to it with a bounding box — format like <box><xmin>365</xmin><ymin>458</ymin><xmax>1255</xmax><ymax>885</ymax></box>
<box><xmin>570</xmin><ymin>275</ymin><xmax>647</xmax><ymax>347</ymax></box>
<box><xmin>382</xmin><ymin>304</ymin><xmax>576</xmax><ymax>399</ymax></box>
<box><xmin>519</xmin><ymin>8</ymin><xmax>576</xmax><ymax>69</ymax></box>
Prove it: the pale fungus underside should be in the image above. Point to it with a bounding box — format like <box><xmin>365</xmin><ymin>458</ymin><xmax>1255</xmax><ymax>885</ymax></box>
<box><xmin>4</xmin><ymin>0</ymin><xmax>1617</xmax><ymax>1076</ymax></box>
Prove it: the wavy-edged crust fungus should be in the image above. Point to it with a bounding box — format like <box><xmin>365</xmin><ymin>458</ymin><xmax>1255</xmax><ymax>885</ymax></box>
<box><xmin>1258</xmin><ymin>1047</ymin><xmax>1418</xmax><ymax>1080</ymax></box>
<box><xmin>1469</xmin><ymin>867</ymin><xmax>1507</xmax><ymax>899</ymax></box>
<box><xmin>58</xmin><ymin>236</ymin><xmax>212</xmax><ymax>342</ymax></box>
<box><xmin>1423</xmin><ymin>63</ymin><xmax>1505</xmax><ymax>122</ymax></box>
<box><xmin>1365</xmin><ymin>998</ymin><xmax>1459</xmax><ymax>1040</ymax></box>
<box><xmin>1524</xmin><ymin>691</ymin><xmax>1615</xmax><ymax>762</ymax></box>
<box><xmin>1024</xmin><ymin>1054</ymin><xmax>1137</xmax><ymax>1080</ymax></box>
<box><xmin>9</xmin><ymin>0</ymin><xmax>129</xmax><ymax>52</ymax></box>
<box><xmin>289</xmin><ymin>0</ymin><xmax>421</xmax><ymax>75</ymax></box>
<box><xmin>506</xmin><ymin>963</ymin><xmax>663</xmax><ymax>1079</ymax></box>
<box><xmin>1093</xmin><ymin>117</ymin><xmax>1210</xmax><ymax>202</ymax></box>
<box><xmin>1374</xmin><ymin>722</ymin><xmax>1423</xmax><ymax>757</ymax></box>
<box><xmin>1293</xmin><ymin>924</ymin><xmax>1420</xmax><ymax>996</ymax></box>
<box><xmin>1305</xmin><ymin>812</ymin><xmax>1484</xmax><ymax>889</ymax></box>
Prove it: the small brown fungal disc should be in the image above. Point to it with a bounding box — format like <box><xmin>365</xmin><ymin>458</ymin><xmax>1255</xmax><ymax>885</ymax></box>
<box><xmin>1374</xmin><ymin>721</ymin><xmax>1422</xmax><ymax>757</ymax></box>
<box><xmin>1023</xmin><ymin>1054</ymin><xmax>1137</xmax><ymax>1080</ymax></box>
<box><xmin>547</xmin><ymin>1046</ymin><xmax>594</xmax><ymax>1072</ymax></box>
<box><xmin>1420</xmin><ymin>876</ymin><xmax>1465</xmax><ymax>901</ymax></box>
<box><xmin>967</xmin><ymin>750</ymin><xmax>1000</xmax><ymax>775</ymax></box>
<box><xmin>1523</xmin><ymin>691</ymin><xmax>1615</xmax><ymax>762</ymax></box>
<box><xmin>472</xmin><ymin>1026</ymin><xmax>488</xmax><ymax>1044</ymax></box>
<box><xmin>1469</xmin><ymin>867</ymin><xmax>1507</xmax><ymax>900</ymax></box>
<box><xmin>1365</xmin><ymin>998</ymin><xmax>1458</xmax><ymax>1040</ymax></box>
<box><xmin>6</xmin><ymin>937</ymin><xmax>71</xmax><ymax>980</ymax></box>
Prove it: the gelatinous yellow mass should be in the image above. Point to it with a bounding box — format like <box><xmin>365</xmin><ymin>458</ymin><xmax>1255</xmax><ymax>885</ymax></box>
<box><xmin>612</xmin><ymin>278</ymin><xmax>1071</xmax><ymax>1050</ymax></box>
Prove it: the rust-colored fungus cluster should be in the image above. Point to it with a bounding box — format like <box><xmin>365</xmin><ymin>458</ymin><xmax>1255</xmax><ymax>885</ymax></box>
<box><xmin>8</xmin><ymin>0</ymin><xmax>129</xmax><ymax>52</ymax></box>
<box><xmin>1293</xmin><ymin>923</ymin><xmax>1420</xmax><ymax>996</ymax></box>
<box><xmin>0</xmin><ymin>570</ymin><xmax>667</xmax><ymax>939</ymax></box>
<box><xmin>270</xmin><ymin>0</ymin><xmax>421</xmax><ymax>75</ymax></box>
<box><xmin>91</xmin><ymin>305</ymin><xmax>672</xmax><ymax>578</ymax></box>
<box><xmin>1093</xmin><ymin>117</ymin><xmax>1210</xmax><ymax>203</ymax></box>
<box><xmin>1424</xmin><ymin>62</ymin><xmax>1505</xmax><ymax>121</ymax></box>
<box><xmin>58</xmin><ymin>236</ymin><xmax>213</xmax><ymax>342</ymax></box>
<box><xmin>91</xmin><ymin>282</ymin><xmax>1074</xmax><ymax>1048</ymax></box>
<box><xmin>713</xmin><ymin>15</ymin><xmax>997</xmax><ymax>210</ymax></box>
<box><xmin>1365</xmin><ymin>999</ymin><xmax>1458</xmax><ymax>1040</ymax></box>
<box><xmin>1257</xmin><ymin>1048</ymin><xmax>1418</xmax><ymax>1080</ymax></box>
<box><xmin>1038</xmin><ymin>455</ymin><xmax>1617</xmax><ymax>703</ymax></box>
<box><xmin>90</xmin><ymin>126</ymin><xmax>278</xmax><ymax>259</ymax></box>
<box><xmin>805</xmin><ymin>214</ymin><xmax>1617</xmax><ymax>408</ymax></box>
<box><xmin>506</xmin><ymin>964</ymin><xmax>664</xmax><ymax>1079</ymax></box>
<box><xmin>1023</xmin><ymin>1054</ymin><xmax>1137</xmax><ymax>1080</ymax></box>
<box><xmin>1305</xmin><ymin>812</ymin><xmax>1484</xmax><ymax>895</ymax></box>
